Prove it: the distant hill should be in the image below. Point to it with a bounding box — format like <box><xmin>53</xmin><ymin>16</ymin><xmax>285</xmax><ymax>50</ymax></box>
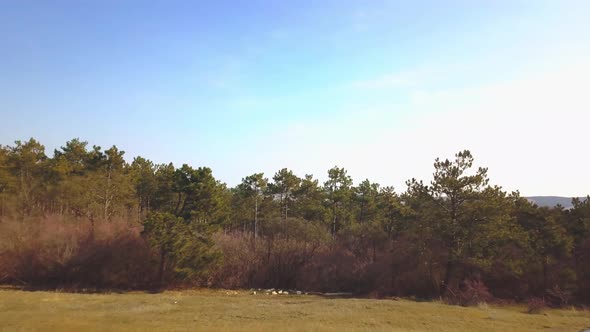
<box><xmin>525</xmin><ymin>196</ymin><xmax>587</xmax><ymax>209</ymax></box>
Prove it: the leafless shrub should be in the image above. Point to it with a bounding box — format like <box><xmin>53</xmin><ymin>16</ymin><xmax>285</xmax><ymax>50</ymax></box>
<box><xmin>527</xmin><ymin>297</ymin><xmax>547</xmax><ymax>314</ymax></box>
<box><xmin>0</xmin><ymin>215</ymin><xmax>155</xmax><ymax>289</ymax></box>
<box><xmin>546</xmin><ymin>285</ymin><xmax>571</xmax><ymax>307</ymax></box>
<box><xmin>444</xmin><ymin>279</ymin><xmax>494</xmax><ymax>306</ymax></box>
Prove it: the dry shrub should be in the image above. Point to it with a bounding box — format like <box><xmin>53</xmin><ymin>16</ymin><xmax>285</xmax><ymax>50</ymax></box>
<box><xmin>209</xmin><ymin>219</ymin><xmax>326</xmax><ymax>290</ymax></box>
<box><xmin>527</xmin><ymin>297</ymin><xmax>547</xmax><ymax>314</ymax></box>
<box><xmin>386</xmin><ymin>237</ymin><xmax>444</xmax><ymax>298</ymax></box>
<box><xmin>444</xmin><ymin>279</ymin><xmax>494</xmax><ymax>306</ymax></box>
<box><xmin>0</xmin><ymin>216</ymin><xmax>156</xmax><ymax>289</ymax></box>
<box><xmin>303</xmin><ymin>237</ymin><xmax>441</xmax><ymax>297</ymax></box>
<box><xmin>209</xmin><ymin>227</ymin><xmax>447</xmax><ymax>298</ymax></box>
<box><xmin>299</xmin><ymin>246</ymin><xmax>358</xmax><ymax>292</ymax></box>
<box><xmin>208</xmin><ymin>232</ymin><xmax>260</xmax><ymax>288</ymax></box>
<box><xmin>3</xmin><ymin>214</ymin><xmax>588</xmax><ymax>305</ymax></box>
<box><xmin>546</xmin><ymin>285</ymin><xmax>572</xmax><ymax>307</ymax></box>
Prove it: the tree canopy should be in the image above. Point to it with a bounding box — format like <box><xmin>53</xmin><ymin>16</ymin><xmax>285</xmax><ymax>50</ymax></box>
<box><xmin>0</xmin><ymin>137</ymin><xmax>589</xmax><ymax>304</ymax></box>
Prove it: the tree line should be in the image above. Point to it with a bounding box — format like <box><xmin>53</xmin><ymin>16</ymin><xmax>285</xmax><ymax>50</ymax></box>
<box><xmin>0</xmin><ymin>138</ymin><xmax>589</xmax><ymax>306</ymax></box>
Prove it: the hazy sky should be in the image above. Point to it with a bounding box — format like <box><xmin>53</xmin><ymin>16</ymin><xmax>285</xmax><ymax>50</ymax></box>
<box><xmin>1</xmin><ymin>1</ymin><xmax>589</xmax><ymax>196</ymax></box>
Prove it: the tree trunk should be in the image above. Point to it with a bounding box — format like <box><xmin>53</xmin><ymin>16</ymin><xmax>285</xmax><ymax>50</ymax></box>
<box><xmin>254</xmin><ymin>195</ymin><xmax>258</xmax><ymax>242</ymax></box>
<box><xmin>542</xmin><ymin>255</ymin><xmax>549</xmax><ymax>291</ymax></box>
<box><xmin>441</xmin><ymin>260</ymin><xmax>455</xmax><ymax>297</ymax></box>
<box><xmin>332</xmin><ymin>201</ymin><xmax>337</xmax><ymax>238</ymax></box>
<box><xmin>158</xmin><ymin>250</ymin><xmax>166</xmax><ymax>285</ymax></box>
<box><xmin>174</xmin><ymin>192</ymin><xmax>182</xmax><ymax>216</ymax></box>
<box><xmin>103</xmin><ymin>166</ymin><xmax>112</xmax><ymax>220</ymax></box>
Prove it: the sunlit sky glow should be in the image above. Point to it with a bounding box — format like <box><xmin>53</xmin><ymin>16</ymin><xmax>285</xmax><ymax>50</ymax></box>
<box><xmin>1</xmin><ymin>0</ymin><xmax>589</xmax><ymax>196</ymax></box>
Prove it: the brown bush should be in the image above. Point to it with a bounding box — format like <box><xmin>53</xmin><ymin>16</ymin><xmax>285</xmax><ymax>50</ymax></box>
<box><xmin>209</xmin><ymin>229</ymin><xmax>445</xmax><ymax>298</ymax></box>
<box><xmin>209</xmin><ymin>219</ymin><xmax>326</xmax><ymax>290</ymax></box>
<box><xmin>300</xmin><ymin>237</ymin><xmax>441</xmax><ymax>297</ymax></box>
<box><xmin>527</xmin><ymin>297</ymin><xmax>547</xmax><ymax>314</ymax></box>
<box><xmin>0</xmin><ymin>216</ymin><xmax>156</xmax><ymax>290</ymax></box>
<box><xmin>298</xmin><ymin>245</ymin><xmax>359</xmax><ymax>292</ymax></box>
<box><xmin>208</xmin><ymin>232</ymin><xmax>260</xmax><ymax>288</ymax></box>
<box><xmin>2</xmin><ymin>214</ymin><xmax>588</xmax><ymax>306</ymax></box>
<box><xmin>444</xmin><ymin>279</ymin><xmax>494</xmax><ymax>306</ymax></box>
<box><xmin>546</xmin><ymin>285</ymin><xmax>572</xmax><ymax>307</ymax></box>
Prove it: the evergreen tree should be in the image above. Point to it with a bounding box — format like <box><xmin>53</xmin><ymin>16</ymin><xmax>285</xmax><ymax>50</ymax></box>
<box><xmin>324</xmin><ymin>166</ymin><xmax>353</xmax><ymax>236</ymax></box>
<box><xmin>269</xmin><ymin>168</ymin><xmax>301</xmax><ymax>220</ymax></box>
<box><xmin>142</xmin><ymin>212</ymin><xmax>219</xmax><ymax>284</ymax></box>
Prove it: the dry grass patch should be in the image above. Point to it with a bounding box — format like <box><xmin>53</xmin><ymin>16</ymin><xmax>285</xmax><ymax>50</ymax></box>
<box><xmin>0</xmin><ymin>288</ymin><xmax>588</xmax><ymax>331</ymax></box>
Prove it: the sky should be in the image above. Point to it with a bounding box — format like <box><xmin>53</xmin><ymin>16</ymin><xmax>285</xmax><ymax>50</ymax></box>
<box><xmin>1</xmin><ymin>0</ymin><xmax>589</xmax><ymax>196</ymax></box>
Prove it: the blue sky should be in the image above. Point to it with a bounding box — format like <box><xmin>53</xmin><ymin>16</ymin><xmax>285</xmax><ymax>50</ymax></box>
<box><xmin>1</xmin><ymin>0</ymin><xmax>589</xmax><ymax>196</ymax></box>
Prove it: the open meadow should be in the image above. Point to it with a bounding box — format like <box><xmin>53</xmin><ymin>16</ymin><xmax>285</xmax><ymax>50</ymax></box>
<box><xmin>0</xmin><ymin>288</ymin><xmax>588</xmax><ymax>332</ymax></box>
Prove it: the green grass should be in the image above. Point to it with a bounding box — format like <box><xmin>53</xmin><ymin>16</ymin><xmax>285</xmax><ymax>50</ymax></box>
<box><xmin>0</xmin><ymin>288</ymin><xmax>588</xmax><ymax>331</ymax></box>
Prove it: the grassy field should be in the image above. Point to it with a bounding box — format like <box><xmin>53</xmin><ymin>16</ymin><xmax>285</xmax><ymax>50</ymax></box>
<box><xmin>0</xmin><ymin>288</ymin><xmax>588</xmax><ymax>332</ymax></box>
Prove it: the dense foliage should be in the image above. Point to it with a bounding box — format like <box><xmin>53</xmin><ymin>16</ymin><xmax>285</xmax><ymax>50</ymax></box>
<box><xmin>0</xmin><ymin>138</ymin><xmax>589</xmax><ymax>305</ymax></box>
